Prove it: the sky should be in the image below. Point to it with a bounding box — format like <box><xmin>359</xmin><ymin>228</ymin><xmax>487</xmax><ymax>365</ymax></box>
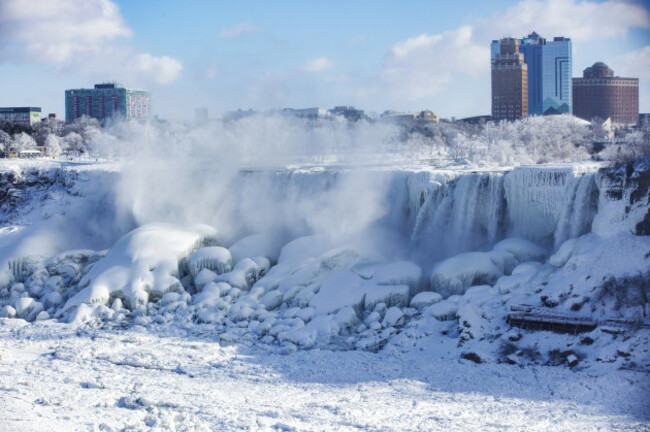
<box><xmin>0</xmin><ymin>0</ymin><xmax>649</xmax><ymax>120</ymax></box>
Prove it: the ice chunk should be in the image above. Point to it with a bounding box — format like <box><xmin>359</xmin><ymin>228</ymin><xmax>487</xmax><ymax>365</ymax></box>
<box><xmin>424</xmin><ymin>300</ymin><xmax>457</xmax><ymax>321</ymax></box>
<box><xmin>430</xmin><ymin>252</ymin><xmax>503</xmax><ymax>298</ymax></box>
<box><xmin>309</xmin><ymin>271</ymin><xmax>366</xmax><ymax>315</ymax></box>
<box><xmin>251</xmin><ymin>256</ymin><xmax>271</xmax><ymax>279</ymax></box>
<box><xmin>409</xmin><ymin>291</ymin><xmax>443</xmax><ymax>310</ymax></box>
<box><xmin>14</xmin><ymin>297</ymin><xmax>43</xmax><ymax>321</ymax></box>
<box><xmin>194</xmin><ymin>268</ymin><xmax>218</xmax><ymax>290</ymax></box>
<box><xmin>511</xmin><ymin>261</ymin><xmax>542</xmax><ymax>275</ymax></box>
<box><xmin>493</xmin><ymin>238</ymin><xmax>546</xmax><ymax>264</ymax></box>
<box><xmin>233</xmin><ymin>258</ymin><xmax>260</xmax><ymax>287</ymax></box>
<box><xmin>372</xmin><ymin>261</ymin><xmax>422</xmax><ymax>293</ymax></box>
<box><xmin>0</xmin><ymin>305</ymin><xmax>16</xmax><ymax>318</ymax></box>
<box><xmin>363</xmin><ymin>284</ymin><xmax>409</xmax><ymax>311</ymax></box>
<box><xmin>382</xmin><ymin>307</ymin><xmax>404</xmax><ymax>328</ymax></box>
<box><xmin>334</xmin><ymin>306</ymin><xmax>360</xmax><ymax>329</ymax></box>
<box><xmin>259</xmin><ymin>290</ymin><xmax>283</xmax><ymax>310</ymax></box>
<box><xmin>187</xmin><ymin>246</ymin><xmax>232</xmax><ymax>277</ymax></box>
<box><xmin>280</xmin><ymin>315</ymin><xmax>340</xmax><ymax>348</ymax></box>
<box><xmin>216</xmin><ymin>270</ymin><xmax>249</xmax><ymax>291</ymax></box>
<box><xmin>550</xmin><ymin>238</ymin><xmax>578</xmax><ymax>267</ymax></box>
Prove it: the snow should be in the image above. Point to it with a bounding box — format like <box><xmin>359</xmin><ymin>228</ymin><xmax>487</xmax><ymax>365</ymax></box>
<box><xmin>0</xmin><ymin>158</ymin><xmax>649</xmax><ymax>430</ymax></box>
<box><xmin>410</xmin><ymin>291</ymin><xmax>443</xmax><ymax>310</ymax></box>
<box><xmin>61</xmin><ymin>223</ymin><xmax>217</xmax><ymax>314</ymax></box>
<box><xmin>187</xmin><ymin>246</ymin><xmax>232</xmax><ymax>277</ymax></box>
<box><xmin>3</xmin><ymin>319</ymin><xmax>646</xmax><ymax>431</ymax></box>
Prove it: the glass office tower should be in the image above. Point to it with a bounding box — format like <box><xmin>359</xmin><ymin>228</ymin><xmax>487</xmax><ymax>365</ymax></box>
<box><xmin>491</xmin><ymin>33</ymin><xmax>571</xmax><ymax>116</ymax></box>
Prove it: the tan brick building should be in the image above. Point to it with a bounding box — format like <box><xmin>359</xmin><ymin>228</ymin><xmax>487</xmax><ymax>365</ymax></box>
<box><xmin>491</xmin><ymin>38</ymin><xmax>528</xmax><ymax>121</ymax></box>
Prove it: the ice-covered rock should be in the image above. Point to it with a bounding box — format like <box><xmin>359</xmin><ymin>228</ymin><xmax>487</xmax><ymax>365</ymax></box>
<box><xmin>409</xmin><ymin>291</ymin><xmax>443</xmax><ymax>310</ymax></box>
<box><xmin>424</xmin><ymin>300</ymin><xmax>458</xmax><ymax>321</ymax></box>
<box><xmin>492</xmin><ymin>238</ymin><xmax>546</xmax><ymax>264</ymax></box>
<box><xmin>188</xmin><ymin>246</ymin><xmax>232</xmax><ymax>277</ymax></box>
<box><xmin>430</xmin><ymin>252</ymin><xmax>503</xmax><ymax>298</ymax></box>
<box><xmin>194</xmin><ymin>268</ymin><xmax>218</xmax><ymax>290</ymax></box>
<box><xmin>233</xmin><ymin>258</ymin><xmax>260</xmax><ymax>287</ymax></box>
<box><xmin>309</xmin><ymin>271</ymin><xmax>365</xmax><ymax>315</ymax></box>
<box><xmin>550</xmin><ymin>238</ymin><xmax>578</xmax><ymax>267</ymax></box>
<box><xmin>279</xmin><ymin>315</ymin><xmax>340</xmax><ymax>348</ymax></box>
<box><xmin>216</xmin><ymin>270</ymin><xmax>249</xmax><ymax>291</ymax></box>
<box><xmin>334</xmin><ymin>306</ymin><xmax>360</xmax><ymax>329</ymax></box>
<box><xmin>381</xmin><ymin>307</ymin><xmax>404</xmax><ymax>328</ymax></box>
<box><xmin>363</xmin><ymin>284</ymin><xmax>409</xmax><ymax>311</ymax></box>
<box><xmin>14</xmin><ymin>297</ymin><xmax>43</xmax><ymax>321</ymax></box>
<box><xmin>259</xmin><ymin>290</ymin><xmax>283</xmax><ymax>310</ymax></box>
<box><xmin>0</xmin><ymin>305</ymin><xmax>16</xmax><ymax>318</ymax></box>
<box><xmin>372</xmin><ymin>261</ymin><xmax>422</xmax><ymax>293</ymax></box>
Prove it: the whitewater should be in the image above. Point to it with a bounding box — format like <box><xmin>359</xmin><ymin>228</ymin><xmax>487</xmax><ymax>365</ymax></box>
<box><xmin>0</xmin><ymin>116</ymin><xmax>649</xmax><ymax>431</ymax></box>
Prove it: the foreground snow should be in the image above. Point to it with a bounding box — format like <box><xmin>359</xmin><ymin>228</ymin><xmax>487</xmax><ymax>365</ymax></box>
<box><xmin>1</xmin><ymin>319</ymin><xmax>648</xmax><ymax>432</ymax></box>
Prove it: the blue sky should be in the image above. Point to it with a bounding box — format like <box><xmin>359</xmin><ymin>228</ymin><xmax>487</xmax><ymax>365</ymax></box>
<box><xmin>1</xmin><ymin>0</ymin><xmax>649</xmax><ymax>119</ymax></box>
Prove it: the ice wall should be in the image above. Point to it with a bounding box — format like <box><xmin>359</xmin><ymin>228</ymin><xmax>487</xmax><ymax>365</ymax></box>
<box><xmin>0</xmin><ymin>162</ymin><xmax>611</xmax><ymax>274</ymax></box>
<box><xmin>221</xmin><ymin>164</ymin><xmax>602</xmax><ymax>267</ymax></box>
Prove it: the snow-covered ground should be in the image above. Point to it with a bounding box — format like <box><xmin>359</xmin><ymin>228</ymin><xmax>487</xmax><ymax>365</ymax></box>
<box><xmin>0</xmin><ymin>157</ymin><xmax>649</xmax><ymax>430</ymax></box>
<box><xmin>1</xmin><ymin>319</ymin><xmax>648</xmax><ymax>431</ymax></box>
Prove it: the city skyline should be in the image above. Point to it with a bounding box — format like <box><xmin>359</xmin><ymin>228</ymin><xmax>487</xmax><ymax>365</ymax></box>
<box><xmin>1</xmin><ymin>0</ymin><xmax>649</xmax><ymax>119</ymax></box>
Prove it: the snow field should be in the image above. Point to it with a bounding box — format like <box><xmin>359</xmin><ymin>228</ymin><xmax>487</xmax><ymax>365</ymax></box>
<box><xmin>0</xmin><ymin>319</ymin><xmax>648</xmax><ymax>431</ymax></box>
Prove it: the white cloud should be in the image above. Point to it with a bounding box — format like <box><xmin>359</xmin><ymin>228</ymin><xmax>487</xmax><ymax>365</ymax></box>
<box><xmin>0</xmin><ymin>0</ymin><xmax>132</xmax><ymax>62</ymax></box>
<box><xmin>218</xmin><ymin>22</ymin><xmax>262</xmax><ymax>39</ymax></box>
<box><xmin>131</xmin><ymin>54</ymin><xmax>183</xmax><ymax>84</ymax></box>
<box><xmin>301</xmin><ymin>56</ymin><xmax>335</xmax><ymax>73</ymax></box>
<box><xmin>611</xmin><ymin>45</ymin><xmax>650</xmax><ymax>80</ymax></box>
<box><xmin>379</xmin><ymin>26</ymin><xmax>488</xmax><ymax>100</ymax></box>
<box><xmin>372</xmin><ymin>0</ymin><xmax>650</xmax><ymax>102</ymax></box>
<box><xmin>0</xmin><ymin>0</ymin><xmax>183</xmax><ymax>85</ymax></box>
<box><xmin>475</xmin><ymin>0</ymin><xmax>650</xmax><ymax>43</ymax></box>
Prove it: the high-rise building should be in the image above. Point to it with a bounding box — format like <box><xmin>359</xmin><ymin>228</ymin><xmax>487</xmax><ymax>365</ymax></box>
<box><xmin>491</xmin><ymin>32</ymin><xmax>572</xmax><ymax>116</ymax></box>
<box><xmin>0</xmin><ymin>107</ymin><xmax>42</xmax><ymax>127</ymax></box>
<box><xmin>491</xmin><ymin>38</ymin><xmax>528</xmax><ymax>121</ymax></box>
<box><xmin>65</xmin><ymin>83</ymin><xmax>151</xmax><ymax>123</ymax></box>
<box><xmin>572</xmin><ymin>62</ymin><xmax>639</xmax><ymax>127</ymax></box>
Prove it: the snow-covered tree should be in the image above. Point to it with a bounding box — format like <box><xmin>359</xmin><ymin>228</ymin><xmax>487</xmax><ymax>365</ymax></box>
<box><xmin>44</xmin><ymin>134</ymin><xmax>61</xmax><ymax>158</ymax></box>
<box><xmin>0</xmin><ymin>130</ymin><xmax>10</xmax><ymax>156</ymax></box>
<box><xmin>62</xmin><ymin>132</ymin><xmax>85</xmax><ymax>155</ymax></box>
<box><xmin>12</xmin><ymin>132</ymin><xmax>37</xmax><ymax>152</ymax></box>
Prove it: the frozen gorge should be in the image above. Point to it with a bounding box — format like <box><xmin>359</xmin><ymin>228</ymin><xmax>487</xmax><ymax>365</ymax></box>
<box><xmin>0</xmin><ymin>155</ymin><xmax>648</xmax><ymax>430</ymax></box>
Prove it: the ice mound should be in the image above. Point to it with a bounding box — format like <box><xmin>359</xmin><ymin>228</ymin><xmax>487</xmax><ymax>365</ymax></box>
<box><xmin>60</xmin><ymin>223</ymin><xmax>217</xmax><ymax>315</ymax></box>
<box><xmin>187</xmin><ymin>247</ymin><xmax>232</xmax><ymax>278</ymax></box>
<box><xmin>430</xmin><ymin>238</ymin><xmax>547</xmax><ymax>298</ymax></box>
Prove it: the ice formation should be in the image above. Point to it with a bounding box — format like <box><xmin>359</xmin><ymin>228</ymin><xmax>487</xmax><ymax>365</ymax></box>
<box><xmin>0</xmin><ymin>159</ymin><xmax>648</xmax><ymax>369</ymax></box>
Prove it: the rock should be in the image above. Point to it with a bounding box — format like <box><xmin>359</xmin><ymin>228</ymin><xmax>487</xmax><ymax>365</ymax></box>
<box><xmin>334</xmin><ymin>306</ymin><xmax>360</xmax><ymax>329</ymax></box>
<box><xmin>35</xmin><ymin>311</ymin><xmax>50</xmax><ymax>321</ymax></box>
<box><xmin>0</xmin><ymin>305</ymin><xmax>16</xmax><ymax>318</ymax></box>
<box><xmin>381</xmin><ymin>307</ymin><xmax>404</xmax><ymax>328</ymax></box>
<box><xmin>567</xmin><ymin>354</ymin><xmax>579</xmax><ymax>367</ymax></box>
<box><xmin>194</xmin><ymin>268</ymin><xmax>218</xmax><ymax>290</ymax></box>
<box><xmin>259</xmin><ymin>290</ymin><xmax>284</xmax><ymax>310</ymax></box>
<box><xmin>424</xmin><ymin>300</ymin><xmax>457</xmax><ymax>321</ymax></box>
<box><xmin>409</xmin><ymin>292</ymin><xmax>443</xmax><ymax>310</ymax></box>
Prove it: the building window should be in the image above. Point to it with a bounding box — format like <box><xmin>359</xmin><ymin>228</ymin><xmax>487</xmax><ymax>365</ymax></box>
<box><xmin>85</xmin><ymin>95</ymin><xmax>92</xmax><ymax>117</ymax></box>
<box><xmin>99</xmin><ymin>95</ymin><xmax>105</xmax><ymax>119</ymax></box>
<box><xmin>111</xmin><ymin>95</ymin><xmax>119</xmax><ymax>117</ymax></box>
<box><xmin>73</xmin><ymin>96</ymin><xmax>81</xmax><ymax>119</ymax></box>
